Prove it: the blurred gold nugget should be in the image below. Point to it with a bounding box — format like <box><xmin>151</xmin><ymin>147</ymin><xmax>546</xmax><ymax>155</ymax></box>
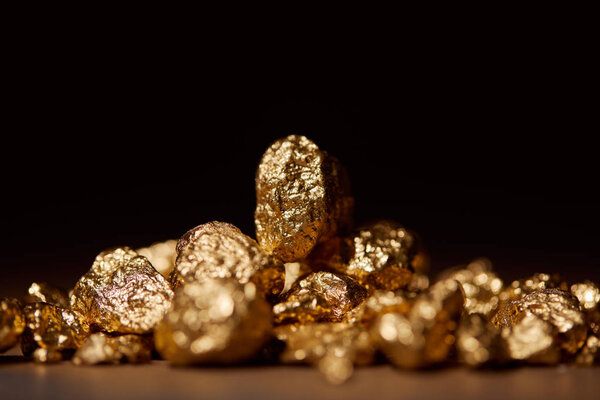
<box><xmin>273</xmin><ymin>271</ymin><xmax>366</xmax><ymax>324</ymax></box>
<box><xmin>570</xmin><ymin>281</ymin><xmax>600</xmax><ymax>311</ymax></box>
<box><xmin>171</xmin><ymin>222</ymin><xmax>284</xmax><ymax>301</ymax></box>
<box><xmin>501</xmin><ymin>313</ymin><xmax>561</xmax><ymax>364</ymax></box>
<box><xmin>345</xmin><ymin>290</ymin><xmax>412</xmax><ymax>327</ymax></box>
<box><xmin>70</xmin><ymin>247</ymin><xmax>173</xmax><ymax>334</ymax></box>
<box><xmin>437</xmin><ymin>258</ymin><xmax>503</xmax><ymax>317</ymax></box>
<box><xmin>23</xmin><ymin>282</ymin><xmax>70</xmax><ymax>308</ymax></box>
<box><xmin>309</xmin><ymin>221</ymin><xmax>416</xmax><ymax>292</ymax></box>
<box><xmin>0</xmin><ymin>297</ymin><xmax>25</xmax><ymax>353</ymax></box>
<box><xmin>372</xmin><ymin>279</ymin><xmax>464</xmax><ymax>368</ymax></box>
<box><xmin>73</xmin><ymin>332</ymin><xmax>153</xmax><ymax>365</ymax></box>
<box><xmin>493</xmin><ymin>289</ymin><xmax>587</xmax><ymax>356</ymax></box>
<box><xmin>274</xmin><ymin>322</ymin><xmax>374</xmax><ymax>384</ymax></box>
<box><xmin>155</xmin><ymin>279</ymin><xmax>272</xmax><ymax>365</ymax></box>
<box><xmin>255</xmin><ymin>135</ymin><xmax>353</xmax><ymax>262</ymax></box>
<box><xmin>456</xmin><ymin>313</ymin><xmax>503</xmax><ymax>367</ymax></box>
<box><xmin>21</xmin><ymin>302</ymin><xmax>90</xmax><ymax>362</ymax></box>
<box><xmin>575</xmin><ymin>334</ymin><xmax>600</xmax><ymax>366</ymax></box>
<box><xmin>137</xmin><ymin>239</ymin><xmax>177</xmax><ymax>278</ymax></box>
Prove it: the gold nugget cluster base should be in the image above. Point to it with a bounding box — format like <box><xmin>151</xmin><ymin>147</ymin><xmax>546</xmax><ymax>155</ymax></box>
<box><xmin>1</xmin><ymin>135</ymin><xmax>599</xmax><ymax>383</ymax></box>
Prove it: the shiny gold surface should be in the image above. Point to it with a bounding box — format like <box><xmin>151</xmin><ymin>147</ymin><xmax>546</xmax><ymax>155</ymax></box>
<box><xmin>21</xmin><ymin>302</ymin><xmax>89</xmax><ymax>362</ymax></box>
<box><xmin>23</xmin><ymin>282</ymin><xmax>70</xmax><ymax>308</ymax></box>
<box><xmin>72</xmin><ymin>332</ymin><xmax>153</xmax><ymax>365</ymax></box>
<box><xmin>274</xmin><ymin>322</ymin><xmax>375</xmax><ymax>384</ymax></box>
<box><xmin>372</xmin><ymin>279</ymin><xmax>464</xmax><ymax>368</ymax></box>
<box><xmin>171</xmin><ymin>222</ymin><xmax>284</xmax><ymax>301</ymax></box>
<box><xmin>70</xmin><ymin>247</ymin><xmax>173</xmax><ymax>334</ymax></box>
<box><xmin>438</xmin><ymin>258</ymin><xmax>503</xmax><ymax>317</ymax></box>
<box><xmin>154</xmin><ymin>279</ymin><xmax>272</xmax><ymax>365</ymax></box>
<box><xmin>570</xmin><ymin>281</ymin><xmax>600</xmax><ymax>311</ymax></box>
<box><xmin>501</xmin><ymin>314</ymin><xmax>561</xmax><ymax>364</ymax></box>
<box><xmin>498</xmin><ymin>273</ymin><xmax>568</xmax><ymax>305</ymax></box>
<box><xmin>345</xmin><ymin>290</ymin><xmax>412</xmax><ymax>327</ymax></box>
<box><xmin>0</xmin><ymin>298</ymin><xmax>25</xmax><ymax>353</ymax></box>
<box><xmin>254</xmin><ymin>135</ymin><xmax>353</xmax><ymax>262</ymax></box>
<box><xmin>273</xmin><ymin>271</ymin><xmax>367</xmax><ymax>324</ymax></box>
<box><xmin>309</xmin><ymin>221</ymin><xmax>416</xmax><ymax>292</ymax></box>
<box><xmin>456</xmin><ymin>313</ymin><xmax>502</xmax><ymax>367</ymax></box>
<box><xmin>137</xmin><ymin>239</ymin><xmax>177</xmax><ymax>278</ymax></box>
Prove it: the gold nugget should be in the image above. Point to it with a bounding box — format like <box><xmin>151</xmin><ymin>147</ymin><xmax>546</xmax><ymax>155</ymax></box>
<box><xmin>575</xmin><ymin>334</ymin><xmax>600</xmax><ymax>366</ymax></box>
<box><xmin>437</xmin><ymin>258</ymin><xmax>503</xmax><ymax>317</ymax></box>
<box><xmin>21</xmin><ymin>302</ymin><xmax>90</xmax><ymax>362</ymax></box>
<box><xmin>72</xmin><ymin>332</ymin><xmax>153</xmax><ymax>365</ymax></box>
<box><xmin>137</xmin><ymin>239</ymin><xmax>177</xmax><ymax>278</ymax></box>
<box><xmin>309</xmin><ymin>221</ymin><xmax>416</xmax><ymax>292</ymax></box>
<box><xmin>274</xmin><ymin>322</ymin><xmax>374</xmax><ymax>384</ymax></box>
<box><xmin>154</xmin><ymin>279</ymin><xmax>272</xmax><ymax>365</ymax></box>
<box><xmin>70</xmin><ymin>247</ymin><xmax>173</xmax><ymax>334</ymax></box>
<box><xmin>570</xmin><ymin>281</ymin><xmax>600</xmax><ymax>311</ymax></box>
<box><xmin>23</xmin><ymin>282</ymin><xmax>70</xmax><ymax>308</ymax></box>
<box><xmin>0</xmin><ymin>298</ymin><xmax>25</xmax><ymax>353</ymax></box>
<box><xmin>345</xmin><ymin>290</ymin><xmax>412</xmax><ymax>326</ymax></box>
<box><xmin>171</xmin><ymin>222</ymin><xmax>285</xmax><ymax>301</ymax></box>
<box><xmin>273</xmin><ymin>271</ymin><xmax>367</xmax><ymax>324</ymax></box>
<box><xmin>501</xmin><ymin>313</ymin><xmax>561</xmax><ymax>364</ymax></box>
<box><xmin>493</xmin><ymin>289</ymin><xmax>587</xmax><ymax>356</ymax></box>
<box><xmin>255</xmin><ymin>135</ymin><xmax>353</xmax><ymax>262</ymax></box>
<box><xmin>456</xmin><ymin>313</ymin><xmax>503</xmax><ymax>367</ymax></box>
<box><xmin>372</xmin><ymin>279</ymin><xmax>464</xmax><ymax>368</ymax></box>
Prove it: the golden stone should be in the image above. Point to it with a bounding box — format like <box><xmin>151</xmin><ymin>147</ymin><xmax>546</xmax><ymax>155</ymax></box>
<box><xmin>456</xmin><ymin>313</ymin><xmax>502</xmax><ymax>367</ymax></box>
<box><xmin>501</xmin><ymin>313</ymin><xmax>561</xmax><ymax>364</ymax></box>
<box><xmin>73</xmin><ymin>332</ymin><xmax>153</xmax><ymax>365</ymax></box>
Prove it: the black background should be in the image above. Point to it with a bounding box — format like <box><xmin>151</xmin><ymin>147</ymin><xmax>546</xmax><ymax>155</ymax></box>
<box><xmin>2</xmin><ymin>36</ymin><xmax>598</xmax><ymax>298</ymax></box>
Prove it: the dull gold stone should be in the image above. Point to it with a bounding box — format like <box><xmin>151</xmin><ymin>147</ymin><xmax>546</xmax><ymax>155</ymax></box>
<box><xmin>70</xmin><ymin>247</ymin><xmax>173</xmax><ymax>334</ymax></box>
<box><xmin>254</xmin><ymin>135</ymin><xmax>353</xmax><ymax>262</ymax></box>
<box><xmin>137</xmin><ymin>239</ymin><xmax>177</xmax><ymax>278</ymax></box>
<box><xmin>437</xmin><ymin>258</ymin><xmax>503</xmax><ymax>317</ymax></box>
<box><xmin>493</xmin><ymin>289</ymin><xmax>587</xmax><ymax>356</ymax></box>
<box><xmin>456</xmin><ymin>313</ymin><xmax>503</xmax><ymax>367</ymax></box>
<box><xmin>0</xmin><ymin>298</ymin><xmax>25</xmax><ymax>353</ymax></box>
<box><xmin>72</xmin><ymin>332</ymin><xmax>153</xmax><ymax>365</ymax></box>
<box><xmin>570</xmin><ymin>281</ymin><xmax>600</xmax><ymax>311</ymax></box>
<box><xmin>575</xmin><ymin>334</ymin><xmax>600</xmax><ymax>366</ymax></box>
<box><xmin>21</xmin><ymin>302</ymin><xmax>89</xmax><ymax>361</ymax></box>
<box><xmin>23</xmin><ymin>282</ymin><xmax>70</xmax><ymax>308</ymax></box>
<box><xmin>498</xmin><ymin>273</ymin><xmax>567</xmax><ymax>305</ymax></box>
<box><xmin>273</xmin><ymin>271</ymin><xmax>367</xmax><ymax>324</ymax></box>
<box><xmin>309</xmin><ymin>221</ymin><xmax>416</xmax><ymax>292</ymax></box>
<box><xmin>372</xmin><ymin>279</ymin><xmax>464</xmax><ymax>368</ymax></box>
<box><xmin>501</xmin><ymin>314</ymin><xmax>561</xmax><ymax>364</ymax></box>
<box><xmin>171</xmin><ymin>222</ymin><xmax>285</xmax><ymax>301</ymax></box>
<box><xmin>154</xmin><ymin>279</ymin><xmax>272</xmax><ymax>365</ymax></box>
<box><xmin>274</xmin><ymin>322</ymin><xmax>375</xmax><ymax>384</ymax></box>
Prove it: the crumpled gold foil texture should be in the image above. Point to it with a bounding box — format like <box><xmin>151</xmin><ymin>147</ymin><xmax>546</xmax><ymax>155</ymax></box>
<box><xmin>70</xmin><ymin>247</ymin><xmax>173</xmax><ymax>334</ymax></box>
<box><xmin>155</xmin><ymin>279</ymin><xmax>272</xmax><ymax>365</ymax></box>
<box><xmin>254</xmin><ymin>135</ymin><xmax>353</xmax><ymax>262</ymax></box>
<box><xmin>73</xmin><ymin>332</ymin><xmax>153</xmax><ymax>365</ymax></box>
<box><xmin>0</xmin><ymin>298</ymin><xmax>25</xmax><ymax>353</ymax></box>
<box><xmin>273</xmin><ymin>271</ymin><xmax>367</xmax><ymax>324</ymax></box>
<box><xmin>171</xmin><ymin>222</ymin><xmax>284</xmax><ymax>301</ymax></box>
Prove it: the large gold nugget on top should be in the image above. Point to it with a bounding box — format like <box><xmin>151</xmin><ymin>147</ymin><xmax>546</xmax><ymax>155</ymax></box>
<box><xmin>493</xmin><ymin>289</ymin><xmax>587</xmax><ymax>356</ymax></box>
<box><xmin>70</xmin><ymin>247</ymin><xmax>173</xmax><ymax>334</ymax></box>
<box><xmin>72</xmin><ymin>333</ymin><xmax>153</xmax><ymax>365</ymax></box>
<box><xmin>275</xmin><ymin>323</ymin><xmax>375</xmax><ymax>384</ymax></box>
<box><xmin>21</xmin><ymin>302</ymin><xmax>90</xmax><ymax>362</ymax></box>
<box><xmin>255</xmin><ymin>135</ymin><xmax>353</xmax><ymax>262</ymax></box>
<box><xmin>273</xmin><ymin>271</ymin><xmax>367</xmax><ymax>324</ymax></box>
<box><xmin>309</xmin><ymin>221</ymin><xmax>416</xmax><ymax>291</ymax></box>
<box><xmin>137</xmin><ymin>239</ymin><xmax>177</xmax><ymax>278</ymax></box>
<box><xmin>154</xmin><ymin>279</ymin><xmax>272</xmax><ymax>365</ymax></box>
<box><xmin>372</xmin><ymin>279</ymin><xmax>465</xmax><ymax>368</ymax></box>
<box><xmin>171</xmin><ymin>222</ymin><xmax>285</xmax><ymax>301</ymax></box>
<box><xmin>0</xmin><ymin>298</ymin><xmax>25</xmax><ymax>353</ymax></box>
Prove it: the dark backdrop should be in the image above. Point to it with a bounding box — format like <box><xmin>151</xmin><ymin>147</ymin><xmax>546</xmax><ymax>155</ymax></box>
<box><xmin>2</xmin><ymin>53</ymin><xmax>598</xmax><ymax>297</ymax></box>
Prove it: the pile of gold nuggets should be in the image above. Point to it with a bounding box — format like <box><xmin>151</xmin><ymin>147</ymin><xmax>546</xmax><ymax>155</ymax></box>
<box><xmin>1</xmin><ymin>135</ymin><xmax>599</xmax><ymax>383</ymax></box>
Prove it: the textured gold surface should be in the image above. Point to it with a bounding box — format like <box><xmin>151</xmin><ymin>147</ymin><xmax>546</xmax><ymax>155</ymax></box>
<box><xmin>498</xmin><ymin>273</ymin><xmax>567</xmax><ymax>305</ymax></box>
<box><xmin>372</xmin><ymin>279</ymin><xmax>464</xmax><ymax>368</ymax></box>
<box><xmin>23</xmin><ymin>282</ymin><xmax>70</xmax><ymax>308</ymax></box>
<box><xmin>501</xmin><ymin>314</ymin><xmax>561</xmax><ymax>364</ymax></box>
<box><xmin>309</xmin><ymin>221</ymin><xmax>416</xmax><ymax>292</ymax></box>
<box><xmin>493</xmin><ymin>289</ymin><xmax>587</xmax><ymax>356</ymax></box>
<box><xmin>73</xmin><ymin>332</ymin><xmax>153</xmax><ymax>365</ymax></box>
<box><xmin>137</xmin><ymin>240</ymin><xmax>177</xmax><ymax>278</ymax></box>
<box><xmin>0</xmin><ymin>297</ymin><xmax>25</xmax><ymax>353</ymax></box>
<box><xmin>154</xmin><ymin>279</ymin><xmax>272</xmax><ymax>365</ymax></box>
<box><xmin>456</xmin><ymin>313</ymin><xmax>502</xmax><ymax>367</ymax></box>
<box><xmin>171</xmin><ymin>222</ymin><xmax>284</xmax><ymax>301</ymax></box>
<box><xmin>274</xmin><ymin>322</ymin><xmax>375</xmax><ymax>384</ymax></box>
<box><xmin>273</xmin><ymin>271</ymin><xmax>367</xmax><ymax>324</ymax></box>
<box><xmin>70</xmin><ymin>247</ymin><xmax>173</xmax><ymax>334</ymax></box>
<box><xmin>438</xmin><ymin>258</ymin><xmax>503</xmax><ymax>317</ymax></box>
<box><xmin>254</xmin><ymin>135</ymin><xmax>353</xmax><ymax>262</ymax></box>
<box><xmin>21</xmin><ymin>302</ymin><xmax>90</xmax><ymax>362</ymax></box>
